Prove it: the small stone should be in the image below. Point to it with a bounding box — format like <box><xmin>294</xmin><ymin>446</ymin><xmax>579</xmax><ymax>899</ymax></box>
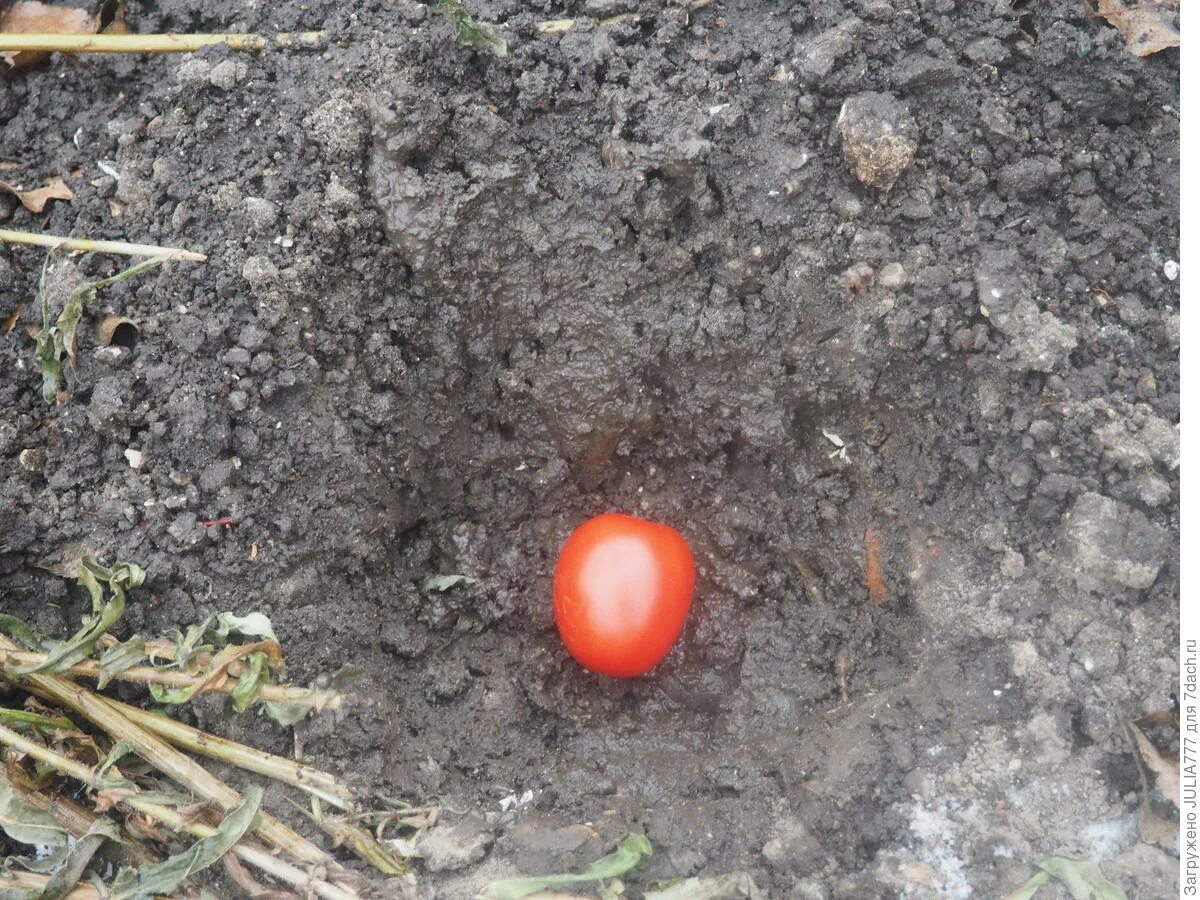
<box><xmin>242</xmin><ymin>198</ymin><xmax>279</xmax><ymax>234</ymax></box>
<box><xmin>227</xmin><ymin>390</ymin><xmax>250</xmax><ymax>412</ymax></box>
<box><xmin>1163</xmin><ymin>260</ymin><xmax>1179</xmax><ymax>281</ymax></box>
<box><xmin>836</xmin><ymin>92</ymin><xmax>918</xmax><ymax>191</ymax></box>
<box><xmin>18</xmin><ymin>448</ymin><xmax>45</xmax><ymax>473</ymax></box>
<box><xmin>198</xmin><ymin>459</ymin><xmax>234</xmax><ymax>493</ymax></box>
<box><xmin>124</xmin><ymin>449</ymin><xmax>145</xmax><ymax>469</ymax></box>
<box><xmin>878</xmin><ymin>262</ymin><xmax>909</xmax><ymax>289</ymax></box>
<box><xmin>0</xmin><ymin>421</ymin><xmax>18</xmax><ymax>454</ymax></box>
<box><xmin>1000</xmin><ymin>549</ymin><xmax>1025</xmax><ymax>578</ymax></box>
<box><xmin>167</xmin><ymin>513</ymin><xmax>204</xmax><ymax>547</ymax></box>
<box><xmin>795</xmin><ymin>18</ymin><xmax>862</xmax><ymax>81</ymax></box>
<box><xmin>416</xmin><ymin>820</ymin><xmax>493</xmax><ymax>872</ymax></box>
<box><xmin>964</xmin><ymin>36</ymin><xmax>1008</xmax><ymax>65</ymax></box>
<box><xmin>209</xmin><ymin>59</ymin><xmax>247</xmax><ymax>91</ymax></box>
<box><xmin>175</xmin><ymin>58</ymin><xmax>211</xmax><ymax>86</ymax></box>
<box><xmin>1061</xmin><ymin>492</ymin><xmax>1167</xmax><ymax>592</ymax></box>
<box><xmin>237</xmin><ymin>324</ymin><xmax>270</xmax><ymax>351</ymax></box>
<box><xmin>241</xmin><ymin>256</ymin><xmax>279</xmax><ymax>287</ymax></box>
<box><xmin>223</xmin><ymin>347</ymin><xmax>252</xmax><ymax>367</ymax></box>
<box><xmin>87</xmin><ymin>376</ymin><xmax>129</xmax><ymax>440</ymax></box>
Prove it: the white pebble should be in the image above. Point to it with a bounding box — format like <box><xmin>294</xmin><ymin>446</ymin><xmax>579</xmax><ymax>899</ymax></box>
<box><xmin>1163</xmin><ymin>260</ymin><xmax>1179</xmax><ymax>281</ymax></box>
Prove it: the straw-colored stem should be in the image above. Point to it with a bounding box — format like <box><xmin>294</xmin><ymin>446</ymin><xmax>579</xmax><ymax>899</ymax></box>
<box><xmin>0</xmin><ymin>648</ymin><xmax>341</xmax><ymax>711</ymax></box>
<box><xmin>96</xmin><ymin>694</ymin><xmax>354</xmax><ymax>809</ymax></box>
<box><xmin>0</xmin><ymin>870</ymin><xmax>100</xmax><ymax>900</ymax></box>
<box><xmin>0</xmin><ymin>724</ymin><xmax>359</xmax><ymax>900</ymax></box>
<box><xmin>0</xmin><ymin>638</ymin><xmax>333</xmax><ymax>868</ymax></box>
<box><xmin>0</xmin><ymin>229</ymin><xmax>205</xmax><ymax>262</ymax></box>
<box><xmin>0</xmin><ymin>32</ymin><xmax>324</xmax><ymax>54</ymax></box>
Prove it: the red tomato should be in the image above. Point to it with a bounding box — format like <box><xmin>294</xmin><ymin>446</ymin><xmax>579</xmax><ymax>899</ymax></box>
<box><xmin>553</xmin><ymin>513</ymin><xmax>695</xmax><ymax>677</ymax></box>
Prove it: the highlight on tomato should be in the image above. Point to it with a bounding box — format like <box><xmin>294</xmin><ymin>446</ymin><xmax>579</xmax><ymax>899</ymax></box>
<box><xmin>552</xmin><ymin>513</ymin><xmax>695</xmax><ymax>677</ymax></box>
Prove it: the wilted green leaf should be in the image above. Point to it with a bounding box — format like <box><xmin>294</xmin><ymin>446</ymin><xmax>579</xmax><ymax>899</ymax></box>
<box><xmin>162</xmin><ymin>616</ymin><xmax>214</xmax><ymax>669</ymax></box>
<box><xmin>33</xmin><ymin>253</ymin><xmax>168</xmax><ymax>404</ymax></box>
<box><xmin>0</xmin><ymin>782</ymin><xmax>71</xmax><ymax>848</ymax></box>
<box><xmin>98</xmin><ymin>636</ymin><xmax>147</xmax><ymax>689</ymax></box>
<box><xmin>424</xmin><ymin>574</ymin><xmax>477</xmax><ymax>592</ymax></box>
<box><xmin>646</xmin><ymin>873</ymin><xmax>765</xmax><ymax>900</ymax></box>
<box><xmin>0</xmin><ymin>614</ymin><xmax>45</xmax><ymax>651</ymax></box>
<box><xmin>22</xmin><ymin>557</ymin><xmax>144</xmax><ymax>676</ymax></box>
<box><xmin>436</xmin><ymin>0</ymin><xmax>507</xmax><ymax>57</ymax></box>
<box><xmin>1005</xmin><ymin>871</ymin><xmax>1050</xmax><ymax>900</ymax></box>
<box><xmin>212</xmin><ymin>612</ymin><xmax>279</xmax><ymax>643</ymax></box>
<box><xmin>1036</xmin><ymin>858</ymin><xmax>1127</xmax><ymax>900</ymax></box>
<box><xmin>232</xmin><ymin>651</ymin><xmax>270</xmax><ymax>713</ymax></box>
<box><xmin>480</xmin><ymin>833</ymin><xmax>653</xmax><ymax>899</ymax></box>
<box><xmin>95</xmin><ymin>741</ymin><xmax>134</xmax><ymax>784</ymax></box>
<box><xmin>0</xmin><ymin>708</ymin><xmax>76</xmax><ymax>735</ymax></box>
<box><xmin>263</xmin><ymin>698</ymin><xmax>312</xmax><ymax>727</ymax></box>
<box><xmin>107</xmin><ymin>787</ymin><xmax>262</xmax><ymax>900</ymax></box>
<box><xmin>38</xmin><ymin>817</ymin><xmax>121</xmax><ymax>900</ymax></box>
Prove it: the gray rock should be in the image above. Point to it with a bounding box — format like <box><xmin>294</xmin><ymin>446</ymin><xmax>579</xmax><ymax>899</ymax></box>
<box><xmin>209</xmin><ymin>60</ymin><xmax>247</xmax><ymax>91</ymax></box>
<box><xmin>1061</xmin><ymin>492</ymin><xmax>1168</xmax><ymax>592</ymax></box>
<box><xmin>242</xmin><ymin>197</ymin><xmax>279</xmax><ymax>234</ymax></box>
<box><xmin>416</xmin><ymin>820</ymin><xmax>493</xmax><ymax>872</ymax></box>
<box><xmin>242</xmin><ymin>256</ymin><xmax>279</xmax><ymax>287</ymax></box>
<box><xmin>998</xmin><ymin>156</ymin><xmax>1064</xmax><ymax>199</ymax></box>
<box><xmin>964</xmin><ymin>36</ymin><xmax>1008</xmax><ymax>65</ymax></box>
<box><xmin>237</xmin><ymin>324</ymin><xmax>270</xmax><ymax>350</ymax></box>
<box><xmin>761</xmin><ymin>817</ymin><xmax>824</xmax><ymax>872</ymax></box>
<box><xmin>87</xmin><ymin>377</ymin><xmax>129</xmax><ymax>440</ymax></box>
<box><xmin>167</xmin><ymin>513</ymin><xmax>203</xmax><ymax>547</ymax></box>
<box><xmin>836</xmin><ymin>92</ymin><xmax>917</xmax><ymax>191</ymax></box>
<box><xmin>892</xmin><ymin>55</ymin><xmax>959</xmax><ymax>89</ymax></box>
<box><xmin>198</xmin><ymin>459</ymin><xmax>234</xmax><ymax>493</ymax></box>
<box><xmin>0</xmin><ymin>420</ymin><xmax>18</xmax><ymax>454</ymax></box>
<box><xmin>18</xmin><ymin>448</ymin><xmax>45</xmax><ymax>473</ymax></box>
<box><xmin>175</xmin><ymin>58</ymin><xmax>211</xmax><ymax>86</ymax></box>
<box><xmin>795</xmin><ymin>18</ymin><xmax>862</xmax><ymax>81</ymax></box>
<box><xmin>878</xmin><ymin>262</ymin><xmax>909</xmax><ymax>289</ymax></box>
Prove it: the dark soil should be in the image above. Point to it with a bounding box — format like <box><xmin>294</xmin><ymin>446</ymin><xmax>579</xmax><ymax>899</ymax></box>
<box><xmin>1</xmin><ymin>0</ymin><xmax>1180</xmax><ymax>896</ymax></box>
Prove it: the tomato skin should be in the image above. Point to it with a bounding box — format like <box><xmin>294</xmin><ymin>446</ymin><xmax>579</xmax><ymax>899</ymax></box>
<box><xmin>553</xmin><ymin>513</ymin><xmax>695</xmax><ymax>677</ymax></box>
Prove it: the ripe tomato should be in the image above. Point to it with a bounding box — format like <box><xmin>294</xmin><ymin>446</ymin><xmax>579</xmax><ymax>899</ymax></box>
<box><xmin>553</xmin><ymin>513</ymin><xmax>695</xmax><ymax>677</ymax></box>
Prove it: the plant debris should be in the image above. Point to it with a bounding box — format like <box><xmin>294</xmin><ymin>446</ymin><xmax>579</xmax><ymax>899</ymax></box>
<box><xmin>1125</xmin><ymin>709</ymin><xmax>1179</xmax><ymax>851</ymax></box>
<box><xmin>0</xmin><ymin>0</ymin><xmax>95</xmax><ymax>66</ymax></box>
<box><xmin>1005</xmin><ymin>857</ymin><xmax>1127</xmax><ymax>900</ymax></box>
<box><xmin>32</xmin><ymin>252</ymin><xmax>167</xmax><ymax>403</ymax></box>
<box><xmin>479</xmin><ymin>832</ymin><xmax>652</xmax><ymax>899</ymax></box>
<box><xmin>863</xmin><ymin>527</ymin><xmax>888</xmax><ymax>606</ymax></box>
<box><xmin>1095</xmin><ymin>0</ymin><xmax>1179</xmax><ymax>57</ymax></box>
<box><xmin>424</xmin><ymin>573</ymin><xmax>478</xmax><ymax>592</ymax></box>
<box><xmin>436</xmin><ymin>0</ymin><xmax>506</xmax><ymax>57</ymax></box>
<box><xmin>0</xmin><ymin>175</ymin><xmax>73</xmax><ymax>213</ymax></box>
<box><xmin>646</xmin><ymin>872</ymin><xmax>765</xmax><ymax>899</ymax></box>
<box><xmin>0</xmin><ymin>556</ymin><xmax>413</xmax><ymax>895</ymax></box>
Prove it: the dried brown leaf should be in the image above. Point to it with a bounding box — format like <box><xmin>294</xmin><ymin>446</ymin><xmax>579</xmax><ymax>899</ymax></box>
<box><xmin>1096</xmin><ymin>0</ymin><xmax>1179</xmax><ymax>57</ymax></box>
<box><xmin>0</xmin><ymin>176</ymin><xmax>74</xmax><ymax>213</ymax></box>
<box><xmin>96</xmin><ymin>313</ymin><xmax>137</xmax><ymax>346</ymax></box>
<box><xmin>864</xmin><ymin>527</ymin><xmax>887</xmax><ymax>606</ymax></box>
<box><xmin>2</xmin><ymin>305</ymin><xmax>21</xmax><ymax>333</ymax></box>
<box><xmin>1126</xmin><ymin>715</ymin><xmax>1179</xmax><ymax>851</ymax></box>
<box><xmin>0</xmin><ymin>1</ymin><xmax>98</xmax><ymax>67</ymax></box>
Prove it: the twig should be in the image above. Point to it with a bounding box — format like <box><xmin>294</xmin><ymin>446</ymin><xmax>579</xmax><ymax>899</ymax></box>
<box><xmin>0</xmin><ymin>636</ymin><xmax>339</xmax><ymax>870</ymax></box>
<box><xmin>0</xmin><ymin>648</ymin><xmax>342</xmax><ymax>711</ymax></box>
<box><xmin>0</xmin><ymin>229</ymin><xmax>205</xmax><ymax>262</ymax></box>
<box><xmin>0</xmin><ymin>32</ymin><xmax>325</xmax><ymax>54</ymax></box>
<box><xmin>0</xmin><ymin>724</ymin><xmax>359</xmax><ymax>900</ymax></box>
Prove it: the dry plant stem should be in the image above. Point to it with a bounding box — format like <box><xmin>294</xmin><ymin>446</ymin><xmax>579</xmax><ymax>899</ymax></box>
<box><xmin>0</xmin><ymin>641</ymin><xmax>333</xmax><ymax>868</ymax></box>
<box><xmin>0</xmin><ymin>229</ymin><xmax>205</xmax><ymax>262</ymax></box>
<box><xmin>1</xmin><ymin>767</ymin><xmax>160</xmax><ymax>865</ymax></box>
<box><xmin>0</xmin><ymin>870</ymin><xmax>101</xmax><ymax>900</ymax></box>
<box><xmin>0</xmin><ymin>31</ymin><xmax>325</xmax><ymax>54</ymax></box>
<box><xmin>0</xmin><ymin>725</ymin><xmax>359</xmax><ymax>900</ymax></box>
<box><xmin>0</xmin><ymin>648</ymin><xmax>342</xmax><ymax>711</ymax></box>
<box><xmin>96</xmin><ymin>695</ymin><xmax>354</xmax><ymax>809</ymax></box>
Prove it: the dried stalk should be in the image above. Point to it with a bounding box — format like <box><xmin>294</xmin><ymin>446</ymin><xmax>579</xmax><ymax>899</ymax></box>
<box><xmin>0</xmin><ymin>869</ymin><xmax>101</xmax><ymax>899</ymax></box>
<box><xmin>1</xmin><ymin>765</ymin><xmax>160</xmax><ymax>866</ymax></box>
<box><xmin>0</xmin><ymin>32</ymin><xmax>325</xmax><ymax>54</ymax></box>
<box><xmin>0</xmin><ymin>723</ymin><xmax>360</xmax><ymax>900</ymax></box>
<box><xmin>0</xmin><ymin>635</ymin><xmax>335</xmax><ymax>868</ymax></box>
<box><xmin>0</xmin><ymin>229</ymin><xmax>205</xmax><ymax>261</ymax></box>
<box><xmin>97</xmin><ymin>694</ymin><xmax>353</xmax><ymax>808</ymax></box>
<box><xmin>0</xmin><ymin>648</ymin><xmax>342</xmax><ymax>711</ymax></box>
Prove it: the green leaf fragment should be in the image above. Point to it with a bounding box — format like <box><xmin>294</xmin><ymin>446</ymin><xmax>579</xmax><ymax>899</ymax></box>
<box><xmin>21</xmin><ymin>557</ymin><xmax>143</xmax><ymax>676</ymax></box>
<box><xmin>0</xmin><ymin>708</ymin><xmax>76</xmax><ymax>736</ymax></box>
<box><xmin>33</xmin><ymin>253</ymin><xmax>168</xmax><ymax>404</ymax></box>
<box><xmin>479</xmin><ymin>833</ymin><xmax>653</xmax><ymax>899</ymax></box>
<box><xmin>213</xmin><ymin>612</ymin><xmax>278</xmax><ymax>643</ymax></box>
<box><xmin>37</xmin><ymin>818</ymin><xmax>122</xmax><ymax>900</ymax></box>
<box><xmin>231</xmin><ymin>651</ymin><xmax>270</xmax><ymax>712</ymax></box>
<box><xmin>107</xmin><ymin>786</ymin><xmax>262</xmax><ymax>900</ymax></box>
<box><xmin>1036</xmin><ymin>858</ymin><xmax>1127</xmax><ymax>900</ymax></box>
<box><xmin>424</xmin><ymin>574</ymin><xmax>477</xmax><ymax>592</ymax></box>
<box><xmin>436</xmin><ymin>0</ymin><xmax>507</xmax><ymax>57</ymax></box>
<box><xmin>98</xmin><ymin>636</ymin><xmax>147</xmax><ymax>689</ymax></box>
<box><xmin>0</xmin><ymin>614</ymin><xmax>45</xmax><ymax>651</ymax></box>
<box><xmin>0</xmin><ymin>783</ymin><xmax>71</xmax><ymax>848</ymax></box>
